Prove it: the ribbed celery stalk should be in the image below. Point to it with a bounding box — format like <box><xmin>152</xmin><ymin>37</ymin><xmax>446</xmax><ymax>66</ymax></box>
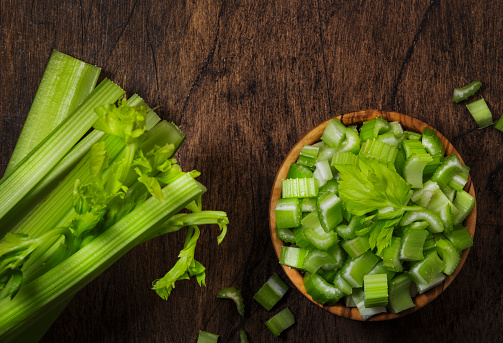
<box><xmin>5</xmin><ymin>50</ymin><xmax>101</xmax><ymax>175</ymax></box>
<box><xmin>280</xmin><ymin>246</ymin><xmax>307</xmax><ymax>269</ymax></box>
<box><xmin>363</xmin><ymin>273</ymin><xmax>388</xmax><ymax>307</ymax></box>
<box><xmin>265</xmin><ymin>308</ymin><xmax>295</xmax><ymax>337</ymax></box>
<box><xmin>0</xmin><ymin>173</ymin><xmax>206</xmax><ymax>342</ymax></box>
<box><xmin>0</xmin><ymin>79</ymin><xmax>124</xmax><ymax>233</ymax></box>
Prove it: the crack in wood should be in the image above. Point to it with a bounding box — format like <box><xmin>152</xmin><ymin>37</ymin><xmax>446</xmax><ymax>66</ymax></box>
<box><xmin>316</xmin><ymin>0</ymin><xmax>333</xmax><ymax>118</ymax></box>
<box><xmin>177</xmin><ymin>0</ymin><xmax>227</xmax><ymax>126</ymax></box>
<box><xmin>390</xmin><ymin>0</ymin><xmax>438</xmax><ymax>108</ymax></box>
<box><xmin>104</xmin><ymin>0</ymin><xmax>139</xmax><ymax>68</ymax></box>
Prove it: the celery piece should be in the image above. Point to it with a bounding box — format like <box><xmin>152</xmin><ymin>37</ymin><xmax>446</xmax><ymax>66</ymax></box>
<box><xmin>431</xmin><ymin>154</ymin><xmax>470</xmax><ymax>188</ymax></box>
<box><xmin>239</xmin><ymin>329</ymin><xmax>249</xmax><ymax>343</ymax></box>
<box><xmin>303</xmin><ymin>273</ymin><xmax>344</xmax><ymax>305</ymax></box>
<box><xmin>253</xmin><ymin>274</ymin><xmax>289</xmax><ymax>311</ymax></box>
<box><xmin>449</xmin><ymin>172</ymin><xmax>469</xmax><ymax>191</ymax></box>
<box><xmin>326</xmin><ymin>243</ymin><xmax>347</xmax><ymax>269</ymax></box>
<box><xmin>364</xmin><ymin>274</ymin><xmax>388</xmax><ymax>307</ymax></box>
<box><xmin>316</xmin><ymin>191</ymin><xmax>343</xmax><ymax>232</ymax></box>
<box><xmin>287</xmin><ymin>163</ymin><xmax>313</xmax><ymax>179</ymax></box>
<box><xmin>331</xmin><ymin>151</ymin><xmax>359</xmax><ymax>170</ymax></box>
<box><xmin>302</xmin><ymin>211</ymin><xmax>338</xmax><ymax>250</ymax></box>
<box><xmin>275</xmin><ymin>198</ymin><xmax>301</xmax><ymax>229</ymax></box>
<box><xmin>400</xmin><ymin>229</ymin><xmax>428</xmax><ymax>261</ymax></box>
<box><xmin>390</xmin><ymin>121</ymin><xmax>404</xmax><ymax>137</ymax></box>
<box><xmin>352</xmin><ymin>287</ymin><xmax>386</xmax><ymax>320</ymax></box>
<box><xmin>376</xmin><ymin>131</ymin><xmax>403</xmax><ymax>147</ymax></box>
<box><xmin>403</xmin><ymin>153</ymin><xmax>433</xmax><ymax>189</ymax></box>
<box><xmin>466</xmin><ymin>98</ymin><xmax>493</xmax><ymax>128</ymax></box>
<box><xmin>197</xmin><ymin>331</ymin><xmax>219</xmax><ymax>343</ymax></box>
<box><xmin>281</xmin><ymin>178</ymin><xmax>318</xmax><ymax>198</ymax></box>
<box><xmin>318</xmin><ymin>179</ymin><xmax>339</xmax><ymax>197</ymax></box>
<box><xmin>495</xmin><ymin>115</ymin><xmax>503</xmax><ymax>132</ymax></box>
<box><xmin>293</xmin><ymin>227</ymin><xmax>314</xmax><ymax>250</ymax></box>
<box><xmin>408</xmin><ymin>251</ymin><xmax>445</xmax><ymax>285</ymax></box>
<box><xmin>359</xmin><ymin>117</ymin><xmax>391</xmax><ymax>141</ymax></box>
<box><xmin>394</xmin><ymin>147</ymin><xmax>406</xmax><ymax>177</ymax></box>
<box><xmin>302</xmin><ymin>249</ymin><xmax>338</xmax><ymax>274</ymax></box>
<box><xmin>316</xmin><ymin>147</ymin><xmax>335</xmax><ymax>163</ymax></box>
<box><xmin>367</xmin><ymin>261</ymin><xmax>395</xmax><ymax>281</ymax></box>
<box><xmin>421</xmin><ymin>127</ymin><xmax>445</xmax><ymax>156</ymax></box>
<box><xmin>301</xmin><ymin>198</ymin><xmax>317</xmax><ymax>212</ymax></box>
<box><xmin>382</xmin><ymin>236</ymin><xmax>403</xmax><ymax>272</ymax></box>
<box><xmin>0</xmin><ymin>79</ymin><xmax>124</xmax><ymax>233</ymax></box>
<box><xmin>5</xmin><ymin>51</ymin><xmax>101</xmax><ymax>175</ymax></box>
<box><xmin>276</xmin><ymin>227</ymin><xmax>296</xmax><ymax>244</ymax></box>
<box><xmin>435</xmin><ymin>239</ymin><xmax>461</xmax><ymax>275</ymax></box>
<box><xmin>423</xmin><ymin>153</ymin><xmax>443</xmax><ymax>176</ymax></box>
<box><xmin>402</xmin><ymin>139</ymin><xmax>427</xmax><ymax>159</ymax></box>
<box><xmin>0</xmin><ymin>173</ymin><xmax>206</xmax><ymax>341</ymax></box>
<box><xmin>216</xmin><ymin>287</ymin><xmax>245</xmax><ymax>316</ymax></box>
<box><xmin>345</xmin><ymin>294</ymin><xmax>357</xmax><ymax>307</ymax></box>
<box><xmin>280</xmin><ymin>246</ymin><xmax>308</xmax><ymax>269</ymax></box>
<box><xmin>388</xmin><ymin>274</ymin><xmax>415</xmax><ymax>313</ymax></box>
<box><xmin>333</xmin><ymin>270</ymin><xmax>352</xmax><ymax>295</ymax></box>
<box><xmin>317</xmin><ymin>268</ymin><xmax>337</xmax><ymax>283</ymax></box>
<box><xmin>321</xmin><ymin>118</ymin><xmax>347</xmax><ymax>148</ymax></box>
<box><xmin>404</xmin><ymin>130</ymin><xmax>422</xmax><ymax>141</ymax></box>
<box><xmin>400</xmin><ymin>208</ymin><xmax>444</xmax><ymax>233</ymax></box>
<box><xmin>444</xmin><ymin>226</ymin><xmax>473</xmax><ymax>251</ymax></box>
<box><xmin>341</xmin><ymin>235</ymin><xmax>370</xmax><ymax>258</ymax></box>
<box><xmin>297</xmin><ymin>155</ymin><xmax>316</xmax><ymax>168</ymax></box>
<box><xmin>313</xmin><ymin>160</ymin><xmax>333</xmax><ymax>187</ymax></box>
<box><xmin>414</xmin><ymin>272</ymin><xmax>446</xmax><ymax>294</ymax></box>
<box><xmin>335</xmin><ymin>127</ymin><xmax>361</xmax><ymax>154</ymax></box>
<box><xmin>360</xmin><ymin>139</ymin><xmax>398</xmax><ymax>164</ymax></box>
<box><xmin>453</xmin><ymin>190</ymin><xmax>475</xmax><ymax>225</ymax></box>
<box><xmin>300</xmin><ymin>145</ymin><xmax>320</xmax><ymax>160</ymax></box>
<box><xmin>340</xmin><ymin>251</ymin><xmax>379</xmax><ymax>288</ymax></box>
<box><xmin>410</xmin><ymin>180</ymin><xmax>439</xmax><ymax>207</ymax></box>
<box><xmin>422</xmin><ymin>235</ymin><xmax>436</xmax><ymax>255</ymax></box>
<box><xmin>335</xmin><ymin>215</ymin><xmax>362</xmax><ymax>240</ymax></box>
<box><xmin>453</xmin><ymin>81</ymin><xmax>482</xmax><ymax>103</ymax></box>
<box><xmin>265</xmin><ymin>308</ymin><xmax>295</xmax><ymax>337</ymax></box>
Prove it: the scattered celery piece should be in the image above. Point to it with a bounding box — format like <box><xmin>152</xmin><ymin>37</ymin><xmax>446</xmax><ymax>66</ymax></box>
<box><xmin>453</xmin><ymin>81</ymin><xmax>482</xmax><ymax>103</ymax></box>
<box><xmin>466</xmin><ymin>98</ymin><xmax>493</xmax><ymax>128</ymax></box>
<box><xmin>253</xmin><ymin>274</ymin><xmax>289</xmax><ymax>311</ymax></box>
<box><xmin>495</xmin><ymin>115</ymin><xmax>503</xmax><ymax>132</ymax></box>
<box><xmin>197</xmin><ymin>331</ymin><xmax>219</xmax><ymax>343</ymax></box>
<box><xmin>239</xmin><ymin>329</ymin><xmax>249</xmax><ymax>343</ymax></box>
<box><xmin>265</xmin><ymin>308</ymin><xmax>295</xmax><ymax>337</ymax></box>
<box><xmin>216</xmin><ymin>287</ymin><xmax>245</xmax><ymax>316</ymax></box>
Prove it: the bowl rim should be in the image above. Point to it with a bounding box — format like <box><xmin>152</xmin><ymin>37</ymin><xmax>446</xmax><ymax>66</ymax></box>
<box><xmin>269</xmin><ymin>109</ymin><xmax>477</xmax><ymax>321</ymax></box>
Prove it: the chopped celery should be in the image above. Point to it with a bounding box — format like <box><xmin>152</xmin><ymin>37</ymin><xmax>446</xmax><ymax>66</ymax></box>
<box><xmin>321</xmin><ymin>118</ymin><xmax>347</xmax><ymax>148</ymax></box>
<box><xmin>408</xmin><ymin>251</ymin><xmax>445</xmax><ymax>285</ymax></box>
<box><xmin>382</xmin><ymin>237</ymin><xmax>403</xmax><ymax>271</ymax></box>
<box><xmin>301</xmin><ymin>198</ymin><xmax>317</xmax><ymax>212</ymax></box>
<box><xmin>466</xmin><ymin>98</ymin><xmax>493</xmax><ymax>128</ymax></box>
<box><xmin>333</xmin><ymin>270</ymin><xmax>353</xmax><ymax>295</ymax></box>
<box><xmin>335</xmin><ymin>126</ymin><xmax>361</xmax><ymax>154</ymax></box>
<box><xmin>281</xmin><ymin>178</ymin><xmax>318</xmax><ymax>198</ymax></box>
<box><xmin>400</xmin><ymin>229</ymin><xmax>428</xmax><ymax>261</ymax></box>
<box><xmin>340</xmin><ymin>251</ymin><xmax>379</xmax><ymax>288</ymax></box>
<box><xmin>341</xmin><ymin>235</ymin><xmax>370</xmax><ymax>258</ymax></box>
<box><xmin>453</xmin><ymin>190</ymin><xmax>475</xmax><ymax>225</ymax></box>
<box><xmin>275</xmin><ymin>198</ymin><xmax>301</xmax><ymax>229</ymax></box>
<box><xmin>495</xmin><ymin>114</ymin><xmax>503</xmax><ymax>131</ymax></box>
<box><xmin>300</xmin><ymin>145</ymin><xmax>320</xmax><ymax>160</ymax></box>
<box><xmin>367</xmin><ymin>261</ymin><xmax>396</xmax><ymax>281</ymax></box>
<box><xmin>435</xmin><ymin>239</ymin><xmax>461</xmax><ymax>275</ymax></box>
<box><xmin>287</xmin><ymin>163</ymin><xmax>313</xmax><ymax>179</ymax></box>
<box><xmin>253</xmin><ymin>274</ymin><xmax>289</xmax><ymax>311</ymax></box>
<box><xmin>431</xmin><ymin>154</ymin><xmax>470</xmax><ymax>188</ymax></box>
<box><xmin>276</xmin><ymin>227</ymin><xmax>296</xmax><ymax>244</ymax></box>
<box><xmin>313</xmin><ymin>160</ymin><xmax>333</xmax><ymax>187</ymax></box>
<box><xmin>453</xmin><ymin>81</ymin><xmax>482</xmax><ymax>103</ymax></box>
<box><xmin>400</xmin><ymin>209</ymin><xmax>444</xmax><ymax>233</ymax></box>
<box><xmin>359</xmin><ymin>117</ymin><xmax>390</xmax><ymax>141</ymax></box>
<box><xmin>331</xmin><ymin>151</ymin><xmax>359</xmax><ymax>170</ymax></box>
<box><xmin>302</xmin><ymin>211</ymin><xmax>338</xmax><ymax>250</ymax></box>
<box><xmin>364</xmin><ymin>273</ymin><xmax>388</xmax><ymax>307</ymax></box>
<box><xmin>388</xmin><ymin>274</ymin><xmax>415</xmax><ymax>313</ymax></box>
<box><xmin>352</xmin><ymin>287</ymin><xmax>386</xmax><ymax>320</ymax></box>
<box><xmin>403</xmin><ymin>153</ymin><xmax>432</xmax><ymax>189</ymax></box>
<box><xmin>303</xmin><ymin>273</ymin><xmax>344</xmax><ymax>305</ymax></box>
<box><xmin>280</xmin><ymin>246</ymin><xmax>307</xmax><ymax>269</ymax></box>
<box><xmin>316</xmin><ymin>191</ymin><xmax>343</xmax><ymax>232</ymax></box>
<box><xmin>444</xmin><ymin>226</ymin><xmax>473</xmax><ymax>250</ymax></box>
<box><xmin>216</xmin><ymin>287</ymin><xmax>245</xmax><ymax>316</ymax></box>
<box><xmin>265</xmin><ymin>308</ymin><xmax>295</xmax><ymax>337</ymax></box>
<box><xmin>360</xmin><ymin>139</ymin><xmax>398</xmax><ymax>164</ymax></box>
<box><xmin>302</xmin><ymin>249</ymin><xmax>338</xmax><ymax>274</ymax></box>
<box><xmin>414</xmin><ymin>272</ymin><xmax>446</xmax><ymax>294</ymax></box>
<box><xmin>421</xmin><ymin>127</ymin><xmax>445</xmax><ymax>156</ymax></box>
<box><xmin>197</xmin><ymin>331</ymin><xmax>219</xmax><ymax>343</ymax></box>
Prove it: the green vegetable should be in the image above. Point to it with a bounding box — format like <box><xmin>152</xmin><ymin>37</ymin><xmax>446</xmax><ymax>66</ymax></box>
<box><xmin>265</xmin><ymin>307</ymin><xmax>295</xmax><ymax>337</ymax></box>
<box><xmin>197</xmin><ymin>330</ymin><xmax>219</xmax><ymax>343</ymax></box>
<box><xmin>239</xmin><ymin>329</ymin><xmax>249</xmax><ymax>343</ymax></box>
<box><xmin>452</xmin><ymin>81</ymin><xmax>482</xmax><ymax>103</ymax></box>
<box><xmin>253</xmin><ymin>274</ymin><xmax>289</xmax><ymax>311</ymax></box>
<box><xmin>5</xmin><ymin>50</ymin><xmax>101</xmax><ymax>175</ymax></box>
<box><xmin>495</xmin><ymin>114</ymin><xmax>503</xmax><ymax>132</ymax></box>
<box><xmin>466</xmin><ymin>98</ymin><xmax>493</xmax><ymax>128</ymax></box>
<box><xmin>275</xmin><ymin>116</ymin><xmax>475</xmax><ymax>319</ymax></box>
<box><xmin>216</xmin><ymin>287</ymin><xmax>245</xmax><ymax>316</ymax></box>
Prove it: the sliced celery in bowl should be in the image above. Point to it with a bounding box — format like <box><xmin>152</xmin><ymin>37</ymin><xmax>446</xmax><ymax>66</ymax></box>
<box><xmin>269</xmin><ymin>109</ymin><xmax>476</xmax><ymax>321</ymax></box>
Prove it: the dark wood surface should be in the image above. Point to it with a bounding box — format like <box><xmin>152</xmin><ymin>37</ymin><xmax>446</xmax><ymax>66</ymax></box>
<box><xmin>1</xmin><ymin>0</ymin><xmax>502</xmax><ymax>342</ymax></box>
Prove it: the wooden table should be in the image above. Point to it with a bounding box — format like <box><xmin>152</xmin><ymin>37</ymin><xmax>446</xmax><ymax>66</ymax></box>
<box><xmin>1</xmin><ymin>0</ymin><xmax>502</xmax><ymax>342</ymax></box>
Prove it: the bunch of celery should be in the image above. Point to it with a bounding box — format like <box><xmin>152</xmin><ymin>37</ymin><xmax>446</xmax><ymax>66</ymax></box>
<box><xmin>275</xmin><ymin>116</ymin><xmax>474</xmax><ymax>319</ymax></box>
<box><xmin>0</xmin><ymin>51</ymin><xmax>228</xmax><ymax>342</ymax></box>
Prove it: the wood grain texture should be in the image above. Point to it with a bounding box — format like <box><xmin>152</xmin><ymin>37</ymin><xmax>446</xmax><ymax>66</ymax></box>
<box><xmin>0</xmin><ymin>0</ymin><xmax>502</xmax><ymax>342</ymax></box>
<box><xmin>269</xmin><ymin>110</ymin><xmax>476</xmax><ymax>321</ymax></box>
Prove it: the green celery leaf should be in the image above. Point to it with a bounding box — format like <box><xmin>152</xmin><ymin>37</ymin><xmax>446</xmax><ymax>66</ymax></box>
<box><xmin>338</xmin><ymin>158</ymin><xmax>411</xmax><ymax>216</ymax></box>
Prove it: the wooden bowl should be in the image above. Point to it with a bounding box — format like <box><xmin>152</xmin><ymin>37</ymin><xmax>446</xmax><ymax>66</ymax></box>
<box><xmin>269</xmin><ymin>109</ymin><xmax>476</xmax><ymax>321</ymax></box>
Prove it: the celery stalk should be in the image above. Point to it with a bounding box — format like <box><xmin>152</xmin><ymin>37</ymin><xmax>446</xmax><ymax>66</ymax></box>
<box><xmin>5</xmin><ymin>51</ymin><xmax>101</xmax><ymax>175</ymax></box>
<box><xmin>0</xmin><ymin>79</ymin><xmax>124</xmax><ymax>233</ymax></box>
<box><xmin>0</xmin><ymin>173</ymin><xmax>206</xmax><ymax>342</ymax></box>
